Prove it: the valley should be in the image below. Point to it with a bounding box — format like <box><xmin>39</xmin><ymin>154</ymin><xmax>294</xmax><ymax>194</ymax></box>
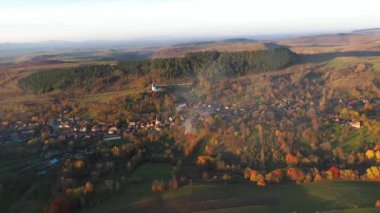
<box><xmin>1</xmin><ymin>31</ymin><xmax>380</xmax><ymax>213</ymax></box>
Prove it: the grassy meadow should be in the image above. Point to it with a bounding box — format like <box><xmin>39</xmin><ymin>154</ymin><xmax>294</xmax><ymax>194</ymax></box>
<box><xmin>83</xmin><ymin>163</ymin><xmax>380</xmax><ymax>213</ymax></box>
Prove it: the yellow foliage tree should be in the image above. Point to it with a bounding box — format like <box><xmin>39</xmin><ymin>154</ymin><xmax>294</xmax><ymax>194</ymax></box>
<box><xmin>365</xmin><ymin>166</ymin><xmax>380</xmax><ymax>180</ymax></box>
<box><xmin>340</xmin><ymin>170</ymin><xmax>359</xmax><ymax>180</ymax></box>
<box><xmin>249</xmin><ymin>170</ymin><xmax>260</xmax><ymax>182</ymax></box>
<box><xmin>222</xmin><ymin>174</ymin><xmax>232</xmax><ymax>184</ymax></box>
<box><xmin>84</xmin><ymin>182</ymin><xmax>94</xmax><ymax>193</ymax></box>
<box><xmin>27</xmin><ymin>139</ymin><xmax>37</xmax><ymax>146</ymax></box>
<box><xmin>376</xmin><ymin>151</ymin><xmax>380</xmax><ymax>161</ymax></box>
<box><xmin>313</xmin><ymin>173</ymin><xmax>323</xmax><ymax>182</ymax></box>
<box><xmin>366</xmin><ymin>150</ymin><xmax>375</xmax><ymax>160</ymax></box>
<box><xmin>74</xmin><ymin>159</ymin><xmax>85</xmax><ymax>170</ymax></box>
<box><xmin>339</xmin><ymin>108</ymin><xmax>350</xmax><ymax>119</ymax></box>
<box><xmin>364</xmin><ymin>102</ymin><xmax>374</xmax><ymax>111</ymax></box>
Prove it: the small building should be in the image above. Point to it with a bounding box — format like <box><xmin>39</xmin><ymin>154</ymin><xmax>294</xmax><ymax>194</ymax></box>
<box><xmin>108</xmin><ymin>126</ymin><xmax>119</xmax><ymax>134</ymax></box>
<box><xmin>349</xmin><ymin>120</ymin><xmax>361</xmax><ymax>129</ymax></box>
<box><xmin>103</xmin><ymin>134</ymin><xmax>121</xmax><ymax>142</ymax></box>
<box><xmin>151</xmin><ymin>81</ymin><xmax>164</xmax><ymax>92</ymax></box>
<box><xmin>128</xmin><ymin>122</ymin><xmax>136</xmax><ymax>129</ymax></box>
<box><xmin>91</xmin><ymin>125</ymin><xmax>100</xmax><ymax>132</ymax></box>
<box><xmin>22</xmin><ymin>130</ymin><xmax>35</xmax><ymax>138</ymax></box>
<box><xmin>80</xmin><ymin>126</ymin><xmax>87</xmax><ymax>132</ymax></box>
<box><xmin>48</xmin><ymin>158</ymin><xmax>59</xmax><ymax>167</ymax></box>
<box><xmin>155</xmin><ymin>118</ymin><xmax>161</xmax><ymax>126</ymax></box>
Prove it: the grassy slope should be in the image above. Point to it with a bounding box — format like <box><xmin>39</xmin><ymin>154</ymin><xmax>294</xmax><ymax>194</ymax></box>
<box><xmin>89</xmin><ymin>182</ymin><xmax>380</xmax><ymax>213</ymax></box>
<box><xmin>327</xmin><ymin>124</ymin><xmax>376</xmax><ymax>152</ymax></box>
<box><xmin>164</xmin><ymin>182</ymin><xmax>380</xmax><ymax>212</ymax></box>
<box><xmin>0</xmin><ymin>154</ymin><xmax>53</xmax><ymax>213</ymax></box>
<box><xmin>77</xmin><ymin>88</ymin><xmax>145</xmax><ymax>103</ymax></box>
<box><xmin>83</xmin><ymin>163</ymin><xmax>174</xmax><ymax>213</ymax></box>
<box><xmin>326</xmin><ymin>56</ymin><xmax>380</xmax><ymax>72</ymax></box>
<box><xmin>84</xmin><ymin>163</ymin><xmax>380</xmax><ymax>213</ymax></box>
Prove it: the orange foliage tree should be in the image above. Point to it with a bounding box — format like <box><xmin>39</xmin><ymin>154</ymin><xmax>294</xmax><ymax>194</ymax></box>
<box><xmin>326</xmin><ymin>166</ymin><xmax>340</xmax><ymax>180</ymax></box>
<box><xmin>286</xmin><ymin>168</ymin><xmax>305</xmax><ymax>183</ymax></box>
<box><xmin>74</xmin><ymin>159</ymin><xmax>85</xmax><ymax>170</ymax></box>
<box><xmin>376</xmin><ymin>200</ymin><xmax>380</xmax><ymax>208</ymax></box>
<box><xmin>285</xmin><ymin>153</ymin><xmax>299</xmax><ymax>166</ymax></box>
<box><xmin>168</xmin><ymin>176</ymin><xmax>179</xmax><ymax>190</ymax></box>
<box><xmin>265</xmin><ymin>169</ymin><xmax>283</xmax><ymax>184</ymax></box>
<box><xmin>184</xmin><ymin>134</ymin><xmax>199</xmax><ymax>156</ymax></box>
<box><xmin>196</xmin><ymin>155</ymin><xmax>215</xmax><ymax>168</ymax></box>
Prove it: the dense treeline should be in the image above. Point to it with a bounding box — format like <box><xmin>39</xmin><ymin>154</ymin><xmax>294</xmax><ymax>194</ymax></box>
<box><xmin>19</xmin><ymin>48</ymin><xmax>298</xmax><ymax>93</ymax></box>
<box><xmin>118</xmin><ymin>48</ymin><xmax>299</xmax><ymax>78</ymax></box>
<box><xmin>18</xmin><ymin>65</ymin><xmax>114</xmax><ymax>94</ymax></box>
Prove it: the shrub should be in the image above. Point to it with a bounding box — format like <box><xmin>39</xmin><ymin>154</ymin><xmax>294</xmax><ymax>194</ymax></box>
<box><xmin>84</xmin><ymin>182</ymin><xmax>94</xmax><ymax>194</ymax></box>
<box><xmin>168</xmin><ymin>177</ymin><xmax>179</xmax><ymax>190</ymax></box>
<box><xmin>202</xmin><ymin>171</ymin><xmax>209</xmax><ymax>181</ymax></box>
<box><xmin>151</xmin><ymin>180</ymin><xmax>165</xmax><ymax>193</ymax></box>
<box><xmin>375</xmin><ymin>200</ymin><xmax>380</xmax><ymax>208</ymax></box>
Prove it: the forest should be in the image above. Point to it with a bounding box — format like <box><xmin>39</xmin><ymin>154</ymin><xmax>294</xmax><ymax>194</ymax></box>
<box><xmin>18</xmin><ymin>48</ymin><xmax>298</xmax><ymax>94</ymax></box>
<box><xmin>18</xmin><ymin>65</ymin><xmax>115</xmax><ymax>94</ymax></box>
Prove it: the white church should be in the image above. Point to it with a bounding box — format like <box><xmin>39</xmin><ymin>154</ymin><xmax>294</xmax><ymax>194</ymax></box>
<box><xmin>151</xmin><ymin>81</ymin><xmax>164</xmax><ymax>92</ymax></box>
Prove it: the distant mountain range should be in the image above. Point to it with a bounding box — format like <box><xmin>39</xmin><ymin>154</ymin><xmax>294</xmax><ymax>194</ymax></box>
<box><xmin>352</xmin><ymin>28</ymin><xmax>380</xmax><ymax>35</ymax></box>
<box><xmin>1</xmin><ymin>28</ymin><xmax>380</xmax><ymax>62</ymax></box>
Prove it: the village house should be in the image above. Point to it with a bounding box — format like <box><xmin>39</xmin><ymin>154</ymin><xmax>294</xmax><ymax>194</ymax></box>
<box><xmin>48</xmin><ymin>158</ymin><xmax>59</xmax><ymax>167</ymax></box>
<box><xmin>21</xmin><ymin>130</ymin><xmax>35</xmax><ymax>141</ymax></box>
<box><xmin>108</xmin><ymin>126</ymin><xmax>119</xmax><ymax>134</ymax></box>
<box><xmin>128</xmin><ymin>122</ymin><xmax>136</xmax><ymax>129</ymax></box>
<box><xmin>91</xmin><ymin>125</ymin><xmax>100</xmax><ymax>132</ymax></box>
<box><xmin>1</xmin><ymin>121</ymin><xmax>9</xmax><ymax>127</ymax></box>
<box><xmin>103</xmin><ymin>134</ymin><xmax>121</xmax><ymax>142</ymax></box>
<box><xmin>349</xmin><ymin>120</ymin><xmax>361</xmax><ymax>129</ymax></box>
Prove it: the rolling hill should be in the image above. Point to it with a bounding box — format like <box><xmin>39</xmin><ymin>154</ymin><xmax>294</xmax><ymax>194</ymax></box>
<box><xmin>278</xmin><ymin>33</ymin><xmax>380</xmax><ymax>54</ymax></box>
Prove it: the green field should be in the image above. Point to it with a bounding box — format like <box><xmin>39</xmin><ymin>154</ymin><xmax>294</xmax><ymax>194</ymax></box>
<box><xmin>84</xmin><ymin>163</ymin><xmax>380</xmax><ymax>213</ymax></box>
<box><xmin>326</xmin><ymin>56</ymin><xmax>380</xmax><ymax>72</ymax></box>
<box><xmin>83</xmin><ymin>163</ymin><xmax>174</xmax><ymax>213</ymax></box>
<box><xmin>326</xmin><ymin>124</ymin><xmax>376</xmax><ymax>152</ymax></box>
<box><xmin>0</xmin><ymin>155</ymin><xmax>53</xmax><ymax>213</ymax></box>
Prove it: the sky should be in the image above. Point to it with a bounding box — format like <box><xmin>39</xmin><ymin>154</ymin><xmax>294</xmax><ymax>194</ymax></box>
<box><xmin>0</xmin><ymin>0</ymin><xmax>379</xmax><ymax>42</ymax></box>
